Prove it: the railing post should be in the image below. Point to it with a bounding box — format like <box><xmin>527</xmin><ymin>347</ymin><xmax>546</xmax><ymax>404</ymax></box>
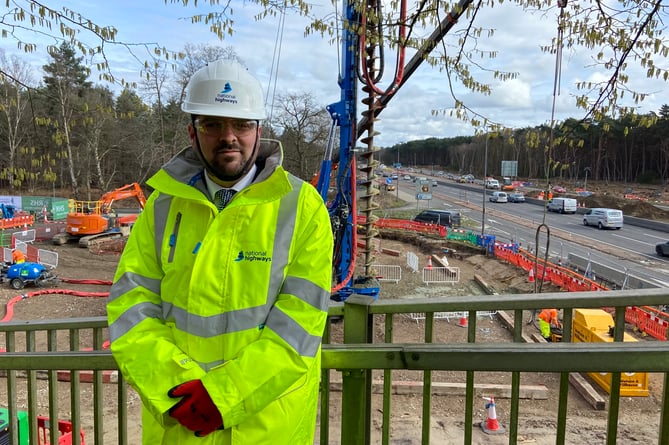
<box><xmin>341</xmin><ymin>295</ymin><xmax>375</xmax><ymax>445</ymax></box>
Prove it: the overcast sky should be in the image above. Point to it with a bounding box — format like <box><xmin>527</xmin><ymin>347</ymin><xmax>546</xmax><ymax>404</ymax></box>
<box><xmin>5</xmin><ymin>0</ymin><xmax>668</xmax><ymax>147</ymax></box>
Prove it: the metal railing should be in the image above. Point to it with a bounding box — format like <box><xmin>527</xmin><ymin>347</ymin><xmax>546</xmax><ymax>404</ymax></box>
<box><xmin>1</xmin><ymin>289</ymin><xmax>668</xmax><ymax>444</ymax></box>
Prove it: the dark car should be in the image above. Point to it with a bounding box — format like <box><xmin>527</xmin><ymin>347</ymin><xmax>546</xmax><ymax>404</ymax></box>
<box><xmin>508</xmin><ymin>192</ymin><xmax>526</xmax><ymax>203</ymax></box>
<box><xmin>656</xmin><ymin>241</ymin><xmax>669</xmax><ymax>257</ymax></box>
<box><xmin>413</xmin><ymin>209</ymin><xmax>461</xmax><ymax>228</ymax></box>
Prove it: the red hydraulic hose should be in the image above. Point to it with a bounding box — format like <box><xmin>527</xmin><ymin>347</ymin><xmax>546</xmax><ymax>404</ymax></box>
<box><xmin>359</xmin><ymin>0</ymin><xmax>408</xmax><ymax>96</ymax></box>
<box><xmin>332</xmin><ymin>157</ymin><xmax>359</xmax><ymax>293</ymax></box>
<box><xmin>1</xmin><ymin>289</ymin><xmax>109</xmax><ymax>323</ymax></box>
<box><xmin>1</xmin><ymin>295</ymin><xmax>25</xmax><ymax>322</ymax></box>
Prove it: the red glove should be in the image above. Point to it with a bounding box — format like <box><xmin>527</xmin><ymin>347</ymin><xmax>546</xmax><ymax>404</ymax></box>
<box><xmin>168</xmin><ymin>380</ymin><xmax>223</xmax><ymax>436</ymax></box>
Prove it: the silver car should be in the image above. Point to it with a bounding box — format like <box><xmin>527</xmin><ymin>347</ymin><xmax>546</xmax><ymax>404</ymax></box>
<box><xmin>508</xmin><ymin>192</ymin><xmax>525</xmax><ymax>203</ymax></box>
<box><xmin>489</xmin><ymin>191</ymin><xmax>508</xmax><ymax>203</ymax></box>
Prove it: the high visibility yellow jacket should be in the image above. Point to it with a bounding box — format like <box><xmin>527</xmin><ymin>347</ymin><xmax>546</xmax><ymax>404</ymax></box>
<box><xmin>107</xmin><ymin>140</ymin><xmax>333</xmax><ymax>444</ymax></box>
<box><xmin>538</xmin><ymin>309</ymin><xmax>559</xmax><ymax>339</ymax></box>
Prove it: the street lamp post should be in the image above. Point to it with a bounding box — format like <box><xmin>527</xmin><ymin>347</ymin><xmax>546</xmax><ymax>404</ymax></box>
<box><xmin>396</xmin><ymin>148</ymin><xmax>400</xmax><ymax>198</ymax></box>
<box><xmin>584</xmin><ymin>167</ymin><xmax>591</xmax><ymax>191</ymax></box>
<box><xmin>481</xmin><ymin>135</ymin><xmax>488</xmax><ymax>236</ymax></box>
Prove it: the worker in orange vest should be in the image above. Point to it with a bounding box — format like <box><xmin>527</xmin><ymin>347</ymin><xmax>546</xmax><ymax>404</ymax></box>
<box><xmin>538</xmin><ymin>308</ymin><xmax>561</xmax><ymax>341</ymax></box>
<box><xmin>12</xmin><ymin>249</ymin><xmax>26</xmax><ymax>264</ymax></box>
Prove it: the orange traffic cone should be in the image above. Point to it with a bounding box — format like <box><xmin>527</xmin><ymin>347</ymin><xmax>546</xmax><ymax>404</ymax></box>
<box><xmin>528</xmin><ymin>268</ymin><xmax>535</xmax><ymax>283</ymax></box>
<box><xmin>457</xmin><ymin>315</ymin><xmax>468</xmax><ymax>328</ymax></box>
<box><xmin>480</xmin><ymin>396</ymin><xmax>505</xmax><ymax>434</ymax></box>
<box><xmin>427</xmin><ymin>257</ymin><xmax>433</xmax><ymax>270</ymax></box>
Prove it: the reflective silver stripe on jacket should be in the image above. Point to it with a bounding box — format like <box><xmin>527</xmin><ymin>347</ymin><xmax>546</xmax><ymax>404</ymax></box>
<box><xmin>280</xmin><ymin>276</ymin><xmax>330</xmax><ymax>312</ymax></box>
<box><xmin>108</xmin><ymin>273</ymin><xmax>163</xmax><ymax>341</ymax></box>
<box><xmin>264</xmin><ymin>175</ymin><xmax>300</xmax><ymax>307</ymax></box>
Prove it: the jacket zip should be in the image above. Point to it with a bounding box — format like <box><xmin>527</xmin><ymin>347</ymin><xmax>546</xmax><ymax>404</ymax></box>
<box><xmin>168</xmin><ymin>212</ymin><xmax>182</xmax><ymax>263</ymax></box>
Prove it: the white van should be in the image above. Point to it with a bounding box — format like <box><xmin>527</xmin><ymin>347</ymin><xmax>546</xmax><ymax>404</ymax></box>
<box><xmin>583</xmin><ymin>208</ymin><xmax>623</xmax><ymax>230</ymax></box>
<box><xmin>485</xmin><ymin>178</ymin><xmax>500</xmax><ymax>189</ymax></box>
<box><xmin>547</xmin><ymin>197</ymin><xmax>577</xmax><ymax>214</ymax></box>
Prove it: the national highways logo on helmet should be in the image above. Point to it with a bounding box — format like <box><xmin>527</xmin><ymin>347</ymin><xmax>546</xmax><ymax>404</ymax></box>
<box><xmin>182</xmin><ymin>60</ymin><xmax>267</xmax><ymax>120</ymax></box>
<box><xmin>215</xmin><ymin>82</ymin><xmax>237</xmax><ymax>106</ymax></box>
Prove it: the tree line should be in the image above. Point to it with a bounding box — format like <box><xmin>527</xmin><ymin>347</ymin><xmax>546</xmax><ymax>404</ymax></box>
<box><xmin>381</xmin><ymin>109</ymin><xmax>669</xmax><ymax>186</ymax></box>
<box><xmin>0</xmin><ymin>43</ymin><xmax>331</xmax><ymax>200</ymax></box>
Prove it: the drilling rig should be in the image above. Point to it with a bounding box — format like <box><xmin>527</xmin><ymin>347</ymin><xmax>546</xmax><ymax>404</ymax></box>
<box><xmin>317</xmin><ymin>0</ymin><xmax>474</xmax><ymax>301</ymax></box>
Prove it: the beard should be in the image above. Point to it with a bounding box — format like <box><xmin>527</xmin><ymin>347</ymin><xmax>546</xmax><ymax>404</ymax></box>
<box><xmin>206</xmin><ymin>141</ymin><xmax>256</xmax><ymax>183</ymax></box>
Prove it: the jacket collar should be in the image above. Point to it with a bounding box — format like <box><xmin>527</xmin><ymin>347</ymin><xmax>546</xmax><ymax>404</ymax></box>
<box><xmin>147</xmin><ymin>139</ymin><xmax>288</xmax><ymax>200</ymax></box>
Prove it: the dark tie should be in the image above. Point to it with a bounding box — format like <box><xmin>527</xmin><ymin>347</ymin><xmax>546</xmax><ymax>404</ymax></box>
<box><xmin>214</xmin><ymin>189</ymin><xmax>236</xmax><ymax>210</ymax></box>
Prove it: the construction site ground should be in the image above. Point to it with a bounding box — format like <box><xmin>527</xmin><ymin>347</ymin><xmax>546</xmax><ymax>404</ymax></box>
<box><xmin>0</xmin><ymin>233</ymin><xmax>664</xmax><ymax>444</ymax></box>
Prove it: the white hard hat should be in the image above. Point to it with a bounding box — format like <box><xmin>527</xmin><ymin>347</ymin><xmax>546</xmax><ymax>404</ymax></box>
<box><xmin>181</xmin><ymin>60</ymin><xmax>266</xmax><ymax>120</ymax></box>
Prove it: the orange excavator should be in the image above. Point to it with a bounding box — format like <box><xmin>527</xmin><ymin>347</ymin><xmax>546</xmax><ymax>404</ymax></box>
<box><xmin>53</xmin><ymin>183</ymin><xmax>147</xmax><ymax>248</ymax></box>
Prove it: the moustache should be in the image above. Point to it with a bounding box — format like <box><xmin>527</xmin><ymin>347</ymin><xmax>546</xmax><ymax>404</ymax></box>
<box><xmin>214</xmin><ymin>143</ymin><xmax>241</xmax><ymax>153</ymax></box>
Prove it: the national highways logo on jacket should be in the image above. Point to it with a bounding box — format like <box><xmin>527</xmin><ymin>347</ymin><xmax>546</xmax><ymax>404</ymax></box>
<box><xmin>234</xmin><ymin>250</ymin><xmax>271</xmax><ymax>263</ymax></box>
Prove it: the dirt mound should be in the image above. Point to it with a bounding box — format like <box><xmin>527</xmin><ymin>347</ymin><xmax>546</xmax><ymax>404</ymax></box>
<box><xmin>581</xmin><ymin>195</ymin><xmax>669</xmax><ymax>221</ymax></box>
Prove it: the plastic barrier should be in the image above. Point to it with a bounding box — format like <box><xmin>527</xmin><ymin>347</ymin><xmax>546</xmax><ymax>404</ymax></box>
<box><xmin>355</xmin><ymin>215</ymin><xmax>446</xmax><ymax>237</ymax></box>
<box><xmin>627</xmin><ymin>306</ymin><xmax>669</xmax><ymax>341</ymax></box>
<box><xmin>447</xmin><ymin>228</ymin><xmax>469</xmax><ymax>241</ymax></box>
<box><xmin>37</xmin><ymin>416</ymin><xmax>86</xmax><ymax>445</ymax></box>
<box><xmin>0</xmin><ymin>214</ymin><xmax>34</xmax><ymax>230</ymax></box>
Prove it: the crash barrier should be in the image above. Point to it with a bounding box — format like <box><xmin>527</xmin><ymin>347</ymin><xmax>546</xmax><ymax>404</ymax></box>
<box><xmin>370</xmin><ymin>264</ymin><xmax>401</xmax><ymax>283</ymax></box>
<box><xmin>569</xmin><ymin>253</ymin><xmax>658</xmax><ymax>290</ymax></box>
<box><xmin>406</xmin><ymin>252</ymin><xmax>419</xmax><ymax>272</ymax></box>
<box><xmin>422</xmin><ymin>266</ymin><xmax>460</xmax><ymax>285</ymax></box>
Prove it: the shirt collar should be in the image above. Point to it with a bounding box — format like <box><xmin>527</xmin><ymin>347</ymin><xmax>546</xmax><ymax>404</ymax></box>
<box><xmin>205</xmin><ymin>164</ymin><xmax>257</xmax><ymax>199</ymax></box>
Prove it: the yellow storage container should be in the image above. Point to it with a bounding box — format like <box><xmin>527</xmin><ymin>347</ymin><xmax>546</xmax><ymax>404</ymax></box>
<box><xmin>572</xmin><ymin>308</ymin><xmax>649</xmax><ymax>397</ymax></box>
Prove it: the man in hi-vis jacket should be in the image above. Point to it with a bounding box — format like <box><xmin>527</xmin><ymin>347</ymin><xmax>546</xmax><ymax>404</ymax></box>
<box><xmin>107</xmin><ymin>60</ymin><xmax>333</xmax><ymax>444</ymax></box>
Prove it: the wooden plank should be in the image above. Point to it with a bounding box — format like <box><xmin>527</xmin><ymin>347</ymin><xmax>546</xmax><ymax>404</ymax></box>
<box><xmin>381</xmin><ymin>247</ymin><xmax>401</xmax><ymax>257</ymax></box>
<box><xmin>569</xmin><ymin>373</ymin><xmax>607</xmax><ymax>410</ymax></box>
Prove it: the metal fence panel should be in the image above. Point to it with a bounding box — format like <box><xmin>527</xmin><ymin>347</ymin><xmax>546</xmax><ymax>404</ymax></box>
<box><xmin>422</xmin><ymin>266</ymin><xmax>460</xmax><ymax>284</ymax></box>
<box><xmin>371</xmin><ymin>264</ymin><xmax>401</xmax><ymax>283</ymax></box>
